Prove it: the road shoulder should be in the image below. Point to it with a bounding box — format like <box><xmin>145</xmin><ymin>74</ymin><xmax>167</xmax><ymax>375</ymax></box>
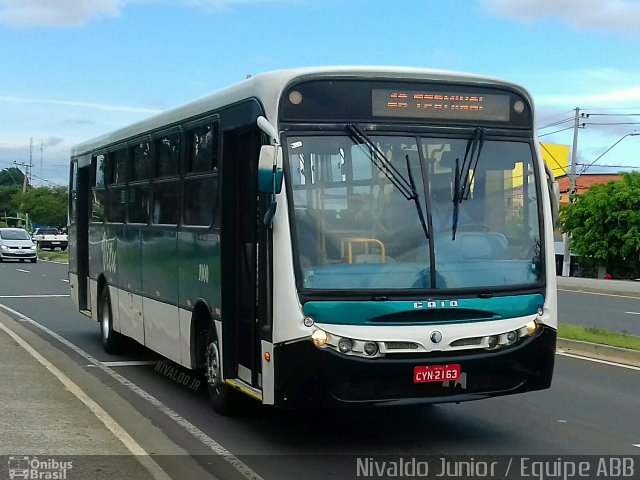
<box><xmin>557</xmin><ymin>338</ymin><xmax>640</xmax><ymax>368</ymax></box>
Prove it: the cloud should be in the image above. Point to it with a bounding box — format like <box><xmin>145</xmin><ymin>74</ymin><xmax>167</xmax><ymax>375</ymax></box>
<box><xmin>0</xmin><ymin>95</ymin><xmax>161</xmax><ymax>115</ymax></box>
<box><xmin>186</xmin><ymin>0</ymin><xmax>287</xmax><ymax>9</ymax></box>
<box><xmin>0</xmin><ymin>0</ymin><xmax>288</xmax><ymax>27</ymax></box>
<box><xmin>45</xmin><ymin>137</ymin><xmax>64</xmax><ymax>147</ymax></box>
<box><xmin>536</xmin><ymin>86</ymin><xmax>640</xmax><ymax>107</ymax></box>
<box><xmin>0</xmin><ymin>0</ymin><xmax>125</xmax><ymax>27</ymax></box>
<box><xmin>483</xmin><ymin>0</ymin><xmax>640</xmax><ymax>35</ymax></box>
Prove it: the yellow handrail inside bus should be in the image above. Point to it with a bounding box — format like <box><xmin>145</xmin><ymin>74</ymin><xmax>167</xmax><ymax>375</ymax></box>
<box><xmin>341</xmin><ymin>238</ymin><xmax>386</xmax><ymax>264</ymax></box>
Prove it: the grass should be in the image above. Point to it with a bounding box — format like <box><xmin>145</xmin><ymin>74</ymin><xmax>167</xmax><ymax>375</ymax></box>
<box><xmin>37</xmin><ymin>250</ymin><xmax>69</xmax><ymax>263</ymax></box>
<box><xmin>558</xmin><ymin>324</ymin><xmax>640</xmax><ymax>351</ymax></box>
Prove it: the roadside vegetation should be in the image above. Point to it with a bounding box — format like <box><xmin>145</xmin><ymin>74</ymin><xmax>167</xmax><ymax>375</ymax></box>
<box><xmin>560</xmin><ymin>172</ymin><xmax>640</xmax><ymax>279</ymax></box>
<box><xmin>37</xmin><ymin>250</ymin><xmax>69</xmax><ymax>263</ymax></box>
<box><xmin>0</xmin><ymin>167</ymin><xmax>67</xmax><ymax>228</ymax></box>
<box><xmin>559</xmin><ymin>324</ymin><xmax>640</xmax><ymax>352</ymax></box>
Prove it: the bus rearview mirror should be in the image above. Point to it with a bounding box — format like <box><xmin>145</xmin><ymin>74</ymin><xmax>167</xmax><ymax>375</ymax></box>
<box><xmin>258</xmin><ymin>145</ymin><xmax>283</xmax><ymax>194</ymax></box>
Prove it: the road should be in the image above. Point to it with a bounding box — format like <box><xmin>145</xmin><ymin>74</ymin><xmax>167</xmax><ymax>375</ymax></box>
<box><xmin>558</xmin><ymin>288</ymin><xmax>640</xmax><ymax>335</ymax></box>
<box><xmin>0</xmin><ymin>260</ymin><xmax>639</xmax><ymax>480</ymax></box>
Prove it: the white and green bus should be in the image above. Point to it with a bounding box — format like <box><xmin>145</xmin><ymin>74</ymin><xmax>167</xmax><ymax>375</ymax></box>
<box><xmin>69</xmin><ymin>67</ymin><xmax>557</xmax><ymax>413</ymax></box>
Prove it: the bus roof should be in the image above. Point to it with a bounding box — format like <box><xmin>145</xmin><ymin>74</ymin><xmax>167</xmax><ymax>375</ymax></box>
<box><xmin>70</xmin><ymin>66</ymin><xmax>532</xmax><ymax>157</ymax></box>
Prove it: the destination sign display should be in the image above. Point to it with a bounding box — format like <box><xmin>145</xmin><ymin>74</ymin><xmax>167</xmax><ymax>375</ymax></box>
<box><xmin>372</xmin><ymin>88</ymin><xmax>512</xmax><ymax>121</ymax></box>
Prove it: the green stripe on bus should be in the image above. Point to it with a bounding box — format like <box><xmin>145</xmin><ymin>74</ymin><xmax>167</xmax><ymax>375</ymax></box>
<box><xmin>302</xmin><ymin>294</ymin><xmax>544</xmax><ymax>325</ymax></box>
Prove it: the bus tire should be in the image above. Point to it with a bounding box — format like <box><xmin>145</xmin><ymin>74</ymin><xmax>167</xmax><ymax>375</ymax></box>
<box><xmin>100</xmin><ymin>287</ymin><xmax>123</xmax><ymax>354</ymax></box>
<box><xmin>205</xmin><ymin>325</ymin><xmax>237</xmax><ymax>415</ymax></box>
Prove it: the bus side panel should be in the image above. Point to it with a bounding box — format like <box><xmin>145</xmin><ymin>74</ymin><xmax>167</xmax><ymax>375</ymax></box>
<box><xmin>118</xmin><ymin>226</ymin><xmax>144</xmax><ymax>342</ymax></box>
<box><xmin>141</xmin><ymin>227</ymin><xmax>180</xmax><ymax>362</ymax></box>
<box><xmin>105</xmin><ymin>223</ymin><xmax>122</xmax><ymax>330</ymax></box>
<box><xmin>177</xmin><ymin>230</ymin><xmax>222</xmax><ymax>314</ymax></box>
<box><xmin>87</xmin><ymin>223</ymin><xmax>106</xmax><ymax>320</ymax></box>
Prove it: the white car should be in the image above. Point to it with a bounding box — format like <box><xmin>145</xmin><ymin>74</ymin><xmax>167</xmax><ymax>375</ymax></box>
<box><xmin>0</xmin><ymin>228</ymin><xmax>37</xmax><ymax>263</ymax></box>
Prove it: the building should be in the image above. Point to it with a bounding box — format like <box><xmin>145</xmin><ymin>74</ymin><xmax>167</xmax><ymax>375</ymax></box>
<box><xmin>557</xmin><ymin>173</ymin><xmax>623</xmax><ymax>205</ymax></box>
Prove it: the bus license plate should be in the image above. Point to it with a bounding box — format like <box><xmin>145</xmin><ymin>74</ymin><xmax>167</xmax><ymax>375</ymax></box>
<box><xmin>413</xmin><ymin>364</ymin><xmax>461</xmax><ymax>383</ymax></box>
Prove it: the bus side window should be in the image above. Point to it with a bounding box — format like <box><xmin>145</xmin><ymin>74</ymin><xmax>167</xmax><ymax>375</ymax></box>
<box><xmin>128</xmin><ymin>184</ymin><xmax>149</xmax><ymax>224</ymax></box>
<box><xmin>183</xmin><ymin>176</ymin><xmax>216</xmax><ymax>226</ymax></box>
<box><xmin>152</xmin><ymin>181</ymin><xmax>180</xmax><ymax>225</ymax></box>
<box><xmin>155</xmin><ymin>131</ymin><xmax>181</xmax><ymax>178</ymax></box>
<box><xmin>91</xmin><ymin>154</ymin><xmax>106</xmax><ymax>223</ymax></box>
<box><xmin>185</xmin><ymin>121</ymin><xmax>219</xmax><ymax>174</ymax></box>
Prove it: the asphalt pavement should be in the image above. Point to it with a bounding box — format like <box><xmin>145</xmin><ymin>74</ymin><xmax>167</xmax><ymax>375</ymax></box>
<box><xmin>556</xmin><ymin>275</ymin><xmax>640</xmax><ymax>368</ymax></box>
<box><xmin>0</xmin><ymin>272</ymin><xmax>638</xmax><ymax>478</ymax></box>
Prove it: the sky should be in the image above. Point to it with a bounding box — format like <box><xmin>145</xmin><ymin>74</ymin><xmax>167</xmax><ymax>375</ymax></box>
<box><xmin>1</xmin><ymin>0</ymin><xmax>639</xmax><ymax>187</ymax></box>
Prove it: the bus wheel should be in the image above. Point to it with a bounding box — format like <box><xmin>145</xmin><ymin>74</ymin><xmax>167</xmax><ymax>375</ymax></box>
<box><xmin>205</xmin><ymin>326</ymin><xmax>236</xmax><ymax>415</ymax></box>
<box><xmin>100</xmin><ymin>287</ymin><xmax>123</xmax><ymax>354</ymax></box>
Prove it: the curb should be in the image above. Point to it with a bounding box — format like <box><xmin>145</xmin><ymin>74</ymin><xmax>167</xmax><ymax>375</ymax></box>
<box><xmin>557</xmin><ymin>338</ymin><xmax>640</xmax><ymax>368</ymax></box>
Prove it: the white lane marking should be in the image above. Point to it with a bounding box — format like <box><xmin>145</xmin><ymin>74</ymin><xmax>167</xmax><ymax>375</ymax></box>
<box><xmin>61</xmin><ymin>279</ymin><xmax>69</xmax><ymax>283</ymax></box>
<box><xmin>16</xmin><ymin>268</ymin><xmax>29</xmax><ymax>273</ymax></box>
<box><xmin>633</xmin><ymin>444</ymin><xmax>640</xmax><ymax>448</ymax></box>
<box><xmin>557</xmin><ymin>351</ymin><xmax>640</xmax><ymax>371</ymax></box>
<box><xmin>0</xmin><ymin>302</ymin><xmax>263</xmax><ymax>480</ymax></box>
<box><xmin>0</xmin><ymin>315</ymin><xmax>171</xmax><ymax>480</ymax></box>
<box><xmin>558</xmin><ymin>288</ymin><xmax>640</xmax><ymax>300</ymax></box>
<box><xmin>0</xmin><ymin>294</ymin><xmax>70</xmax><ymax>298</ymax></box>
<box><xmin>101</xmin><ymin>360</ymin><xmax>158</xmax><ymax>367</ymax></box>
<box><xmin>624</xmin><ymin>311</ymin><xmax>640</xmax><ymax>315</ymax></box>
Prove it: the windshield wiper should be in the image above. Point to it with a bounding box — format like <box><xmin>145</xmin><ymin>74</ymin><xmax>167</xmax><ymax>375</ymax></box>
<box><xmin>452</xmin><ymin>127</ymin><xmax>485</xmax><ymax>240</ymax></box>
<box><xmin>347</xmin><ymin>124</ymin><xmax>415</xmax><ymax>201</ymax></box>
<box><xmin>405</xmin><ymin>154</ymin><xmax>430</xmax><ymax>242</ymax></box>
<box><xmin>347</xmin><ymin>124</ymin><xmax>429</xmax><ymax>241</ymax></box>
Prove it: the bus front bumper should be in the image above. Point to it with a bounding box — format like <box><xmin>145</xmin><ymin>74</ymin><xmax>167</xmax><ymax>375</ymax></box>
<box><xmin>273</xmin><ymin>325</ymin><xmax>556</xmax><ymax>408</ymax></box>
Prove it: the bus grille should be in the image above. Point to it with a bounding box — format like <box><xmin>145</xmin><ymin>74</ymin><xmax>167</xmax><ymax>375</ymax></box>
<box><xmin>450</xmin><ymin>337</ymin><xmax>483</xmax><ymax>347</ymax></box>
<box><xmin>385</xmin><ymin>341</ymin><xmax>419</xmax><ymax>350</ymax></box>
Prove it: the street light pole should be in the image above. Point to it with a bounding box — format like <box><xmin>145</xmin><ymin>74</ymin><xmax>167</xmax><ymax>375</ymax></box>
<box><xmin>562</xmin><ymin>107</ymin><xmax>580</xmax><ymax>277</ymax></box>
<box><xmin>581</xmin><ymin>131</ymin><xmax>640</xmax><ymax>174</ymax></box>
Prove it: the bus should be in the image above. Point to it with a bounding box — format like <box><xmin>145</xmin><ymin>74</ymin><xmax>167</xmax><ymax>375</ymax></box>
<box><xmin>68</xmin><ymin>67</ymin><xmax>557</xmax><ymax>414</ymax></box>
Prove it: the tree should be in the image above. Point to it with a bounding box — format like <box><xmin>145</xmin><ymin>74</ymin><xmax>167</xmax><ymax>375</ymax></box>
<box><xmin>0</xmin><ymin>167</ymin><xmax>26</xmax><ymax>187</ymax></box>
<box><xmin>18</xmin><ymin>186</ymin><xmax>68</xmax><ymax>226</ymax></box>
<box><xmin>560</xmin><ymin>172</ymin><xmax>640</xmax><ymax>278</ymax></box>
<box><xmin>0</xmin><ymin>185</ymin><xmax>21</xmax><ymax>215</ymax></box>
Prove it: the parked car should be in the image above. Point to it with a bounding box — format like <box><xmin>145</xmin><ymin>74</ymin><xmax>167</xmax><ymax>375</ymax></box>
<box><xmin>0</xmin><ymin>228</ymin><xmax>37</xmax><ymax>263</ymax></box>
<box><xmin>32</xmin><ymin>227</ymin><xmax>68</xmax><ymax>251</ymax></box>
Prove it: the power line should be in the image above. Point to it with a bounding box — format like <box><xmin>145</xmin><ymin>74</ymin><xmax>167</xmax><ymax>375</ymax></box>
<box><xmin>539</xmin><ymin>142</ymin><xmax>568</xmax><ymax>175</ymax></box>
<box><xmin>580</xmin><ymin>112</ymin><xmax>640</xmax><ymax>116</ymax></box>
<box><xmin>577</xmin><ymin>164</ymin><xmax>639</xmax><ymax>169</ymax></box>
<box><xmin>535</xmin><ymin>109</ymin><xmax>574</xmax><ymax>125</ymax></box>
<box><xmin>30</xmin><ymin>172</ymin><xmax>66</xmax><ymax>188</ymax></box>
<box><xmin>538</xmin><ymin>125</ymin><xmax>583</xmax><ymax>137</ymax></box>
<box><xmin>536</xmin><ymin>117</ymin><xmax>575</xmax><ymax>130</ymax></box>
<box><xmin>582</xmin><ymin>122</ymin><xmax>640</xmax><ymax>126</ymax></box>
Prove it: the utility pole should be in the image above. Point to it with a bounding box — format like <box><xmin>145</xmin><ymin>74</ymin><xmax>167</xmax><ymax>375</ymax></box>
<box><xmin>13</xmin><ymin>161</ymin><xmax>30</xmax><ymax>228</ymax></box>
<box><xmin>562</xmin><ymin>107</ymin><xmax>580</xmax><ymax>277</ymax></box>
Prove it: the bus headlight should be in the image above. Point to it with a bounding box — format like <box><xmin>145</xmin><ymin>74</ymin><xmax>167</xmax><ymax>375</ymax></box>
<box><xmin>338</xmin><ymin>337</ymin><xmax>353</xmax><ymax>354</ymax></box>
<box><xmin>487</xmin><ymin>335</ymin><xmax>499</xmax><ymax>349</ymax></box>
<box><xmin>363</xmin><ymin>341</ymin><xmax>379</xmax><ymax>356</ymax></box>
<box><xmin>506</xmin><ymin>331</ymin><xmax>518</xmax><ymax>345</ymax></box>
<box><xmin>526</xmin><ymin>320</ymin><xmax>538</xmax><ymax>336</ymax></box>
<box><xmin>311</xmin><ymin>329</ymin><xmax>329</xmax><ymax>347</ymax></box>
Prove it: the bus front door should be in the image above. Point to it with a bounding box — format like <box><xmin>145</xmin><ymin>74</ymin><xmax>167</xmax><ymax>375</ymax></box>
<box><xmin>220</xmin><ymin>126</ymin><xmax>264</xmax><ymax>394</ymax></box>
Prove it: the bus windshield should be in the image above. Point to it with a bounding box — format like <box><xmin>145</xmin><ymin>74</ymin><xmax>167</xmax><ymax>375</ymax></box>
<box><xmin>287</xmin><ymin>132</ymin><xmax>542</xmax><ymax>291</ymax></box>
